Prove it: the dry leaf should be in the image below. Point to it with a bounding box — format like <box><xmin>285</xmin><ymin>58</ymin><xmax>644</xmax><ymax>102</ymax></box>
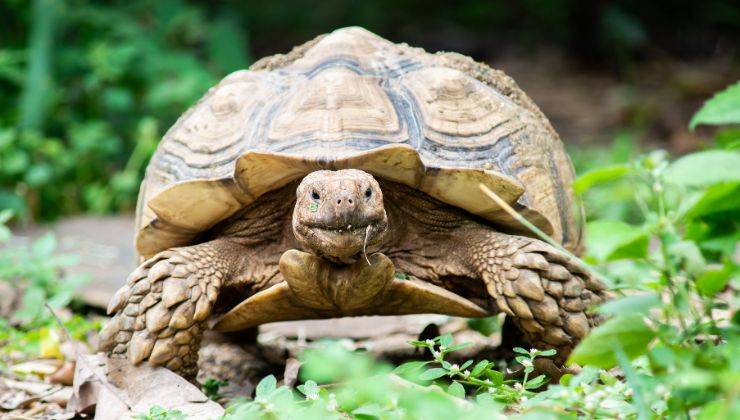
<box><xmin>50</xmin><ymin>361</ymin><xmax>77</xmax><ymax>386</ymax></box>
<box><xmin>283</xmin><ymin>358</ymin><xmax>302</xmax><ymax>388</ymax></box>
<box><xmin>11</xmin><ymin>359</ymin><xmax>63</xmax><ymax>377</ymax></box>
<box><xmin>2</xmin><ymin>378</ymin><xmax>56</xmax><ymax>395</ymax></box>
<box><xmin>69</xmin><ymin>353</ymin><xmax>223</xmax><ymax>419</ymax></box>
<box><xmin>42</xmin><ymin>387</ymin><xmax>73</xmax><ymax>406</ymax></box>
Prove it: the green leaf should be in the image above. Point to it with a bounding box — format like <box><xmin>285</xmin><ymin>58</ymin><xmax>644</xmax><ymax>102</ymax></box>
<box><xmin>408</xmin><ymin>340</ymin><xmax>430</xmax><ymax>348</ymax></box>
<box><xmin>586</xmin><ymin>220</ymin><xmax>649</xmax><ymax>261</ymax></box>
<box><xmin>696</xmin><ymin>266</ymin><xmax>734</xmax><ymax>296</ymax></box>
<box><xmin>485</xmin><ymin>369</ymin><xmax>504</xmax><ymax>386</ymax></box>
<box><xmin>524</xmin><ymin>374</ymin><xmax>547</xmax><ymax>389</ymax></box>
<box><xmin>352</xmin><ymin>403</ymin><xmax>384</xmax><ymax>417</ymax></box>
<box><xmin>536</xmin><ymin>349</ymin><xmax>557</xmax><ymax>357</ymax></box>
<box><xmin>16</xmin><ymin>286</ymin><xmax>46</xmax><ymax>324</ymax></box>
<box><xmin>296</xmin><ymin>380</ymin><xmax>319</xmax><ymax>399</ymax></box>
<box><xmin>467</xmin><ymin>316</ymin><xmax>500</xmax><ymax>336</ymax></box>
<box><xmin>512</xmin><ymin>347</ymin><xmax>529</xmax><ymax>355</ymax></box>
<box><xmin>568</xmin><ymin>315</ymin><xmax>656</xmax><ymax>369</ymax></box>
<box><xmin>393</xmin><ymin>361</ymin><xmax>429</xmax><ymax>377</ymax></box>
<box><xmin>31</xmin><ymin>233</ymin><xmax>56</xmax><ymax>257</ymax></box>
<box><xmin>664</xmin><ymin>150</ymin><xmax>740</xmax><ymax>188</ymax></box>
<box><xmin>669</xmin><ymin>240</ymin><xmax>706</xmax><ymax>276</ymax></box>
<box><xmin>438</xmin><ymin>333</ymin><xmax>453</xmax><ymax>347</ymax></box>
<box><xmin>447</xmin><ymin>381</ymin><xmax>465</xmax><ymax>398</ymax></box>
<box><xmin>444</xmin><ymin>342</ymin><xmax>472</xmax><ymax>352</ymax></box>
<box><xmin>394</xmin><ymin>272</ymin><xmax>410</xmax><ymax>280</ymax></box>
<box><xmin>0</xmin><ymin>209</ymin><xmax>13</xmax><ymax>224</ymax></box>
<box><xmin>682</xmin><ymin>182</ymin><xmax>740</xmax><ymax>220</ymax></box>
<box><xmin>255</xmin><ymin>375</ymin><xmax>276</xmax><ymax>398</ymax></box>
<box><xmin>690</xmin><ymin>81</ymin><xmax>740</xmax><ymax>129</ymax></box>
<box><xmin>47</xmin><ymin>288</ymin><xmax>74</xmax><ymax>309</ymax></box>
<box><xmin>419</xmin><ymin>368</ymin><xmax>448</xmax><ymax>381</ymax></box>
<box><xmin>573</xmin><ymin>164</ymin><xmax>631</xmax><ymax>194</ymax></box>
<box><xmin>597</xmin><ymin>293</ymin><xmax>660</xmax><ymax>316</ymax></box>
<box><xmin>470</xmin><ymin>360</ymin><xmax>489</xmax><ymax>377</ymax></box>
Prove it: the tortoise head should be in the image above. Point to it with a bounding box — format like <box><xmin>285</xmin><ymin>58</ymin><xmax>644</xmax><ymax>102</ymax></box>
<box><xmin>292</xmin><ymin>169</ymin><xmax>388</xmax><ymax>264</ymax></box>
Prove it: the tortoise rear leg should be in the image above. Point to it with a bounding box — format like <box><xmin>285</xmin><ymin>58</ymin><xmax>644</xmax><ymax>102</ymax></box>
<box><xmin>459</xmin><ymin>229</ymin><xmax>611</xmax><ymax>368</ymax></box>
<box><xmin>98</xmin><ymin>238</ymin><xmax>250</xmax><ymax>379</ymax></box>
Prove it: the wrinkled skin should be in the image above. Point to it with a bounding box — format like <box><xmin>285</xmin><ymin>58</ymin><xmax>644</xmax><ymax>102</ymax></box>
<box><xmin>100</xmin><ymin>169</ymin><xmax>609</xmax><ymax>379</ymax></box>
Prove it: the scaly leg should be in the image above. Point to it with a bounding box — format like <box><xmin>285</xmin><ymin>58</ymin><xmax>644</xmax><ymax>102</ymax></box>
<box><xmin>98</xmin><ymin>239</ymin><xmax>250</xmax><ymax>379</ymax></box>
<box><xmin>458</xmin><ymin>229</ymin><xmax>610</xmax><ymax>365</ymax></box>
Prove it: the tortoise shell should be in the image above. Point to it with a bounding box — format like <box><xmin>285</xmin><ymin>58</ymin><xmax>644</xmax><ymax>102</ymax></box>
<box><xmin>135</xmin><ymin>27</ymin><xmax>583</xmax><ymax>259</ymax></box>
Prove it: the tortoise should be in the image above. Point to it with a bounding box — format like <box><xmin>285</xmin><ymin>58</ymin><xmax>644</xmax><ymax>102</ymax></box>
<box><xmin>99</xmin><ymin>27</ymin><xmax>608</xmax><ymax>379</ymax></box>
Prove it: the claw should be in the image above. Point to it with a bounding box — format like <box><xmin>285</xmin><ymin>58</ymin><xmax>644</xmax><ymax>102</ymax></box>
<box><xmin>527</xmin><ymin>253</ymin><xmax>549</xmax><ymax>270</ymax></box>
<box><xmin>162</xmin><ymin>278</ymin><xmax>189</xmax><ymax>308</ymax></box>
<box><xmin>513</xmin><ymin>269</ymin><xmax>545</xmax><ymax>301</ymax></box>
<box><xmin>129</xmin><ymin>331</ymin><xmax>155</xmax><ymax>364</ymax></box>
<box><xmin>169</xmin><ymin>301</ymin><xmax>195</xmax><ymax>329</ymax></box>
<box><xmin>107</xmin><ymin>286</ymin><xmax>130</xmax><ymax>315</ymax></box>
<box><xmin>149</xmin><ymin>260</ymin><xmax>173</xmax><ymax>282</ymax></box>
<box><xmin>193</xmin><ymin>296</ymin><xmax>211</xmax><ymax>322</ymax></box>
<box><xmin>149</xmin><ymin>338</ymin><xmax>175</xmax><ymax>365</ymax></box>
<box><xmin>126</xmin><ymin>267</ymin><xmax>148</xmax><ymax>285</ymax></box>
<box><xmin>145</xmin><ymin>302</ymin><xmax>171</xmax><ymax>332</ymax></box>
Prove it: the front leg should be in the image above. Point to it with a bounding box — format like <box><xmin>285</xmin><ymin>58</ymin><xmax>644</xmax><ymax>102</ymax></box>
<box><xmin>98</xmin><ymin>239</ymin><xmax>250</xmax><ymax>379</ymax></box>
<box><xmin>457</xmin><ymin>228</ymin><xmax>610</xmax><ymax>364</ymax></box>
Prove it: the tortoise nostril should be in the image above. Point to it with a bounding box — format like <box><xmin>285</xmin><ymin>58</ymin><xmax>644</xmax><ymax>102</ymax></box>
<box><xmin>337</xmin><ymin>199</ymin><xmax>342</xmax><ymax>205</ymax></box>
<box><xmin>348</xmin><ymin>199</ymin><xmax>353</xmax><ymax>204</ymax></box>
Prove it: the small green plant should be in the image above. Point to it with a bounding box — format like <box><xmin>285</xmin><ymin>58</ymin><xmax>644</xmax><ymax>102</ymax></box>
<box><xmin>0</xmin><ymin>210</ymin><xmax>89</xmax><ymax>326</ymax></box>
<box><xmin>202</xmin><ymin>378</ymin><xmax>228</xmax><ymax>401</ymax></box>
<box><xmin>223</xmin><ymin>337</ymin><xmax>559</xmax><ymax>419</ymax></box>
<box><xmin>133</xmin><ymin>405</ymin><xmax>187</xmax><ymax>420</ymax></box>
<box><xmin>0</xmin><ymin>209</ymin><xmax>98</xmax><ymax>370</ymax></box>
<box><xmin>397</xmin><ymin>335</ymin><xmax>553</xmax><ymax>405</ymax></box>
<box><xmin>565</xmin><ymin>81</ymin><xmax>740</xmax><ymax>418</ymax></box>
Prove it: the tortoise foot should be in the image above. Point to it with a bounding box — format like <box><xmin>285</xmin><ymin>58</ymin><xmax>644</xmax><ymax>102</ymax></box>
<box><xmin>471</xmin><ymin>233</ymin><xmax>612</xmax><ymax>364</ymax></box>
<box><xmin>99</xmin><ymin>243</ymin><xmax>225</xmax><ymax>378</ymax></box>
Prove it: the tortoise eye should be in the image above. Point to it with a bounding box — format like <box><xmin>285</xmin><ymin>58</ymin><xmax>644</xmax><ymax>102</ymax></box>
<box><xmin>311</xmin><ymin>191</ymin><xmax>320</xmax><ymax>200</ymax></box>
<box><xmin>365</xmin><ymin>188</ymin><xmax>372</xmax><ymax>198</ymax></box>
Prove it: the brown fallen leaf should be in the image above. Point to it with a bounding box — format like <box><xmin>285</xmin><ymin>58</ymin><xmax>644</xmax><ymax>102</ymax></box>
<box><xmin>283</xmin><ymin>358</ymin><xmax>302</xmax><ymax>388</ymax></box>
<box><xmin>70</xmin><ymin>353</ymin><xmax>224</xmax><ymax>419</ymax></box>
<box><xmin>42</xmin><ymin>387</ymin><xmax>73</xmax><ymax>407</ymax></box>
<box><xmin>1</xmin><ymin>378</ymin><xmax>57</xmax><ymax>395</ymax></box>
<box><xmin>68</xmin><ymin>353</ymin><xmax>106</xmax><ymax>415</ymax></box>
<box><xmin>0</xmin><ymin>387</ymin><xmax>29</xmax><ymax>411</ymax></box>
<box><xmin>11</xmin><ymin>359</ymin><xmax>63</xmax><ymax>377</ymax></box>
<box><xmin>0</xmin><ymin>378</ymin><xmax>72</xmax><ymax>413</ymax></box>
<box><xmin>50</xmin><ymin>361</ymin><xmax>76</xmax><ymax>386</ymax></box>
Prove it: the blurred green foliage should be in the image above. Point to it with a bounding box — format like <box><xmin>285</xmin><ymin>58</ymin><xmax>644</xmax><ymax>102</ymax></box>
<box><xmin>1</xmin><ymin>0</ymin><xmax>250</xmax><ymax>220</ymax></box>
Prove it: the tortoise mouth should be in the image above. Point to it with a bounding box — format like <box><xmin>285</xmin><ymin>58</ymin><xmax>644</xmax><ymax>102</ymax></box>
<box><xmin>293</xmin><ymin>219</ymin><xmax>388</xmax><ymax>264</ymax></box>
<box><xmin>311</xmin><ymin>222</ymin><xmax>374</xmax><ymax>235</ymax></box>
